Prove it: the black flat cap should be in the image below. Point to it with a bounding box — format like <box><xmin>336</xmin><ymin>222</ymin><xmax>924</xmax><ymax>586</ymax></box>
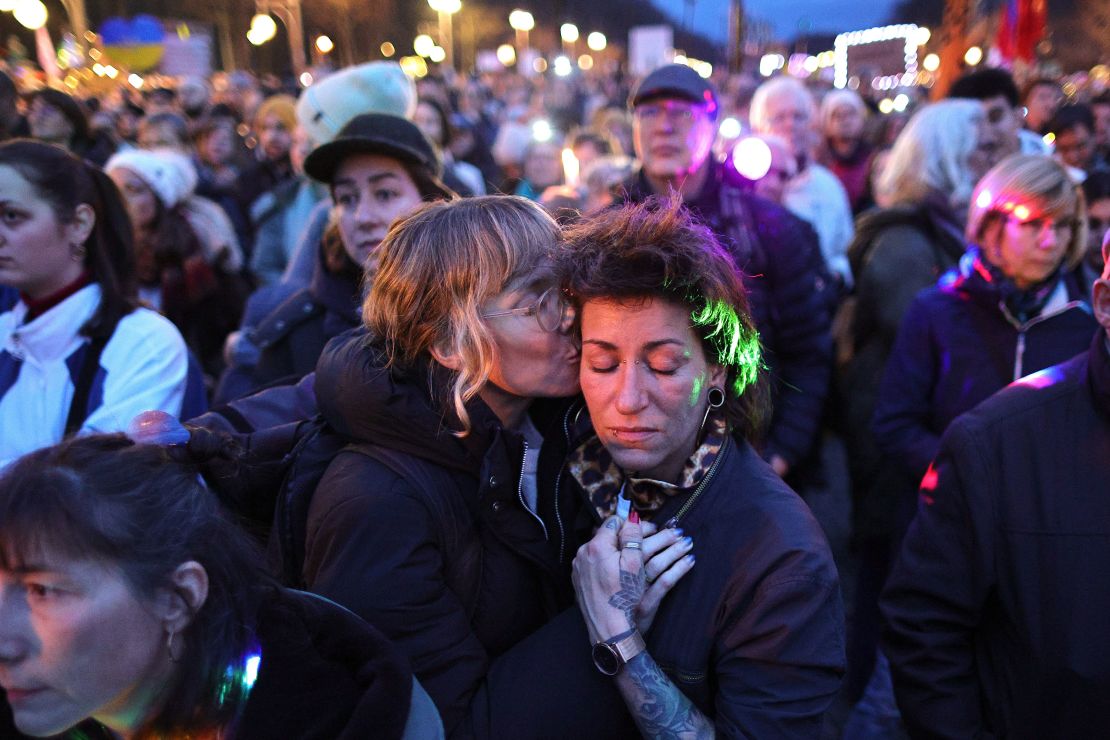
<box><xmin>303</xmin><ymin>112</ymin><xmax>442</xmax><ymax>184</ymax></box>
<box><xmin>628</xmin><ymin>63</ymin><xmax>720</xmax><ymax>119</ymax></box>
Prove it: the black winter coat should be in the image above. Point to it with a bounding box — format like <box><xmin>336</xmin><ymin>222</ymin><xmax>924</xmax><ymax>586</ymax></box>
<box><xmin>881</xmin><ymin>332</ymin><xmax>1110</xmax><ymax>739</ymax></box>
<box><xmin>836</xmin><ymin>197</ymin><xmax>967</xmax><ymax>540</ymax></box>
<box><xmin>566</xmin><ymin>433</ymin><xmax>846</xmax><ymax>737</ymax></box>
<box><xmin>304</xmin><ymin>331</ymin><xmax>595</xmax><ymax>738</ymax></box>
<box><xmin>0</xmin><ymin>588</ymin><xmax>419</xmax><ymax>739</ymax></box>
<box><xmin>619</xmin><ymin>166</ymin><xmax>835</xmax><ymax>469</ymax></box>
<box><xmin>873</xmin><ymin>254</ymin><xmax>1096</xmax><ymax>488</ymax></box>
<box><xmin>251</xmin><ymin>249</ymin><xmax>361</xmax><ymax>389</ymax></box>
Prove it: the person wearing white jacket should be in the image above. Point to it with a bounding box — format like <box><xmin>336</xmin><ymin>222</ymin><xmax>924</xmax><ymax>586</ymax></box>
<box><xmin>0</xmin><ymin>139</ymin><xmax>187</xmax><ymax>468</ymax></box>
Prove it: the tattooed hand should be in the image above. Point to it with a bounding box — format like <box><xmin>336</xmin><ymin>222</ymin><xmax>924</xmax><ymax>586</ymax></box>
<box><xmin>572</xmin><ymin>513</ymin><xmax>648</xmax><ymax>643</ymax></box>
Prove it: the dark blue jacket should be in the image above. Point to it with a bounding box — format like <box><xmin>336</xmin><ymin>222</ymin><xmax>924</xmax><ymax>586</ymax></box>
<box><xmin>567</xmin><ymin>431</ymin><xmax>846</xmax><ymax>737</ymax></box>
<box><xmin>881</xmin><ymin>332</ymin><xmax>1110</xmax><ymax>739</ymax></box>
<box><xmin>873</xmin><ymin>252</ymin><xmax>1097</xmax><ymax>483</ymax></box>
<box><xmin>619</xmin><ymin>166</ymin><xmax>835</xmax><ymax>468</ymax></box>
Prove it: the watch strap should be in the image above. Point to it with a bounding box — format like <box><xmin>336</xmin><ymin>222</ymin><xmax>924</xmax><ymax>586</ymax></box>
<box><xmin>610</xmin><ymin>630</ymin><xmax>646</xmax><ymax>665</ymax></box>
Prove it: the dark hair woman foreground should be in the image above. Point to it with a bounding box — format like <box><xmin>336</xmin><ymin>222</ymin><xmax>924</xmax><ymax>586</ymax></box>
<box><xmin>562</xmin><ymin>196</ymin><xmax>845</xmax><ymax>737</ymax></box>
<box><xmin>0</xmin><ymin>431</ymin><xmax>440</xmax><ymax>739</ymax></box>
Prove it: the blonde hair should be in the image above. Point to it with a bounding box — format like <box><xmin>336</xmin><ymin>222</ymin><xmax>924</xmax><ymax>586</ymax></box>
<box><xmin>876</xmin><ymin>100</ymin><xmax>983</xmax><ymax>210</ymax></box>
<box><xmin>967</xmin><ymin>154</ymin><xmax>1088</xmax><ymax>269</ymax></box>
<box><xmin>364</xmin><ymin>195</ymin><xmax>561</xmax><ymax>434</ymax></box>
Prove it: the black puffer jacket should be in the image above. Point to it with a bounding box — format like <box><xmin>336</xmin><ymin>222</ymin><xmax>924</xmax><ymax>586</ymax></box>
<box><xmin>304</xmin><ymin>330</ymin><xmax>585</xmax><ymax>737</ymax></box>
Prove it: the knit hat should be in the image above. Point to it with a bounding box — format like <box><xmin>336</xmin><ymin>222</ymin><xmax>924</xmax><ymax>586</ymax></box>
<box><xmin>303</xmin><ymin>113</ymin><xmax>442</xmax><ymax>184</ymax></box>
<box><xmin>105</xmin><ymin>148</ymin><xmax>197</xmax><ymax>208</ymax></box>
<box><xmin>296</xmin><ymin>62</ymin><xmax>417</xmax><ymax>146</ymax></box>
<box><xmin>254</xmin><ymin>94</ymin><xmax>297</xmax><ymax>132</ymax></box>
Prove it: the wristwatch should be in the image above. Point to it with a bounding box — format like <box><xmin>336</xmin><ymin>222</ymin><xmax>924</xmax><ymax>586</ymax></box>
<box><xmin>591</xmin><ymin>629</ymin><xmax>646</xmax><ymax>676</ymax></box>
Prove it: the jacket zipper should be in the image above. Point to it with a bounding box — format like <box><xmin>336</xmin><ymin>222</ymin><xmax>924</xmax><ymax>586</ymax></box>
<box><xmin>664</xmin><ymin>435</ymin><xmax>730</xmax><ymax>529</ymax></box>
<box><xmin>517</xmin><ymin>439</ymin><xmax>549</xmax><ymax>540</ymax></box>
<box><xmin>553</xmin><ymin>404</ymin><xmax>573</xmax><ymax>563</ymax></box>
<box><xmin>999</xmin><ymin>299</ymin><xmax>1089</xmax><ymax>381</ymax></box>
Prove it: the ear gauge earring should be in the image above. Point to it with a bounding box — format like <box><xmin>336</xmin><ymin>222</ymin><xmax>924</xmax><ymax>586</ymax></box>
<box><xmin>699</xmin><ymin>386</ymin><xmax>726</xmax><ymax>435</ymax></box>
<box><xmin>71</xmin><ymin>243</ymin><xmax>87</xmax><ymax>262</ymax></box>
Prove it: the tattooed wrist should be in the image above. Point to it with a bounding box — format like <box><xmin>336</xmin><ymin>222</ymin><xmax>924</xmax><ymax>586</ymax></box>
<box><xmin>621</xmin><ymin>652</ymin><xmax>715</xmax><ymax>740</ymax></box>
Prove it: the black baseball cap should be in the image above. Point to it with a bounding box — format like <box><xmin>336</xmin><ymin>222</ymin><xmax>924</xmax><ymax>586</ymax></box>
<box><xmin>303</xmin><ymin>112</ymin><xmax>443</xmax><ymax>184</ymax></box>
<box><xmin>629</xmin><ymin>64</ymin><xmax>719</xmax><ymax>119</ymax></box>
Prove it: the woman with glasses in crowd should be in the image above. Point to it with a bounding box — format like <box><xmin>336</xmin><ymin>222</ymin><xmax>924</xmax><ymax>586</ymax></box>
<box><xmin>562</xmin><ymin>196</ymin><xmax>844</xmax><ymax>738</ymax></box>
<box><xmin>303</xmin><ymin>195</ymin><xmax>694</xmax><ymax>738</ymax></box>
<box><xmin>873</xmin><ymin>154</ymin><xmax>1097</xmax><ymax>519</ymax></box>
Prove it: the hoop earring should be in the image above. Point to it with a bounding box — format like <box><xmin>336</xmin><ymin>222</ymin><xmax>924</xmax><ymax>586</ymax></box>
<box><xmin>166</xmin><ymin>628</ymin><xmax>182</xmax><ymax>663</ymax></box>
<box><xmin>71</xmin><ymin>243</ymin><xmax>86</xmax><ymax>262</ymax></box>
<box><xmin>699</xmin><ymin>386</ymin><xmax>726</xmax><ymax>436</ymax></box>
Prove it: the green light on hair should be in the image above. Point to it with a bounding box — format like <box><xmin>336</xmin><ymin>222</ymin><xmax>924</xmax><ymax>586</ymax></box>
<box><xmin>690</xmin><ymin>299</ymin><xmax>762</xmax><ymax>396</ymax></box>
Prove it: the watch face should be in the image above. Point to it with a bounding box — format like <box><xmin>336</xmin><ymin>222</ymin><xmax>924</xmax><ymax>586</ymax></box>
<box><xmin>591</xmin><ymin>642</ymin><xmax>621</xmax><ymax>676</ymax></box>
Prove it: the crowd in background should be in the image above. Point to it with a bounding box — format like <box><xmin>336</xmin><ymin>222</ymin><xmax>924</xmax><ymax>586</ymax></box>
<box><xmin>1</xmin><ymin>50</ymin><xmax>1109</xmax><ymax>739</ymax></box>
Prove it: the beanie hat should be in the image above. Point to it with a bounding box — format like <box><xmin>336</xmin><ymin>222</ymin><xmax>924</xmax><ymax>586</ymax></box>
<box><xmin>105</xmin><ymin>148</ymin><xmax>197</xmax><ymax>208</ymax></box>
<box><xmin>296</xmin><ymin>61</ymin><xmax>417</xmax><ymax>146</ymax></box>
<box><xmin>254</xmin><ymin>94</ymin><xmax>297</xmax><ymax>132</ymax></box>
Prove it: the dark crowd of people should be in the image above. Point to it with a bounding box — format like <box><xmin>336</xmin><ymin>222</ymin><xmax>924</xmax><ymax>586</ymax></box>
<box><xmin>0</xmin><ymin>52</ymin><xmax>1108</xmax><ymax>740</ymax></box>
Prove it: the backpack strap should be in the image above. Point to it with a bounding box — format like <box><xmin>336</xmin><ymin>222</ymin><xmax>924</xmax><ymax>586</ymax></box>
<box><xmin>347</xmin><ymin>442</ymin><xmax>484</xmax><ymax>619</ymax></box>
<box><xmin>64</xmin><ymin>317</ymin><xmax>120</xmax><ymax>437</ymax></box>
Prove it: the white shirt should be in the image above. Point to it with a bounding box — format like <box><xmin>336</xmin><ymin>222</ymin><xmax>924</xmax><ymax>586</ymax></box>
<box><xmin>783</xmin><ymin>163</ymin><xmax>855</xmax><ymax>285</ymax></box>
<box><xmin>0</xmin><ymin>284</ymin><xmax>188</xmax><ymax>468</ymax></box>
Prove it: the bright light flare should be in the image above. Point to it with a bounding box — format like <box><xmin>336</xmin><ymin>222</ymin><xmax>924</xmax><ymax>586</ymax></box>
<box><xmin>732</xmin><ymin>137</ymin><xmax>773</xmax><ymax>180</ymax></box>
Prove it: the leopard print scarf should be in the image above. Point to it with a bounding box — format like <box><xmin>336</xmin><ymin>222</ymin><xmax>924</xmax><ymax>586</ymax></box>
<box><xmin>567</xmin><ymin>412</ymin><xmax>727</xmax><ymax>521</ymax></box>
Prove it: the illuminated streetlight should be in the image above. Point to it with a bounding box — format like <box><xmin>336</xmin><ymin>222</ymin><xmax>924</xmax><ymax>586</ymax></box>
<box><xmin>429</xmin><ymin>45</ymin><xmax>446</xmax><ymax>63</ymax></box>
<box><xmin>497</xmin><ymin>43</ymin><xmax>516</xmax><ymax>66</ymax></box>
<box><xmin>250</xmin><ymin>13</ymin><xmax>278</xmax><ymax>43</ymax></box>
<box><xmin>964</xmin><ymin>46</ymin><xmax>982</xmax><ymax>66</ymax></box>
<box><xmin>315</xmin><ymin>35</ymin><xmax>334</xmax><ymax>54</ymax></box>
<box><xmin>587</xmin><ymin>31</ymin><xmax>606</xmax><ymax>52</ymax></box>
<box><xmin>414</xmin><ymin>34</ymin><xmax>436</xmax><ymax>57</ymax></box>
<box><xmin>13</xmin><ymin>0</ymin><xmax>48</xmax><ymax>30</ymax></box>
<box><xmin>428</xmin><ymin>0</ymin><xmax>461</xmax><ymax>71</ymax></box>
<box><xmin>509</xmin><ymin>9</ymin><xmax>534</xmax><ymax>50</ymax></box>
<box><xmin>508</xmin><ymin>9</ymin><xmax>534</xmax><ymax>30</ymax></box>
<box><xmin>428</xmin><ymin>0</ymin><xmax>460</xmax><ymax>12</ymax></box>
<box><xmin>560</xmin><ymin>22</ymin><xmax>578</xmax><ymax>56</ymax></box>
<box><xmin>553</xmin><ymin>55</ymin><xmax>573</xmax><ymax>76</ymax></box>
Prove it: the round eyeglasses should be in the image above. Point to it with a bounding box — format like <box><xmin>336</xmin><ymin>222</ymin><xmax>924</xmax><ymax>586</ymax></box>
<box><xmin>482</xmin><ymin>286</ymin><xmax>572</xmax><ymax>333</ymax></box>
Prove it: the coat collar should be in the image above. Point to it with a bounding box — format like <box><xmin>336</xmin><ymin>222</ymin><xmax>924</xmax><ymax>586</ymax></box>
<box><xmin>0</xmin><ymin>284</ymin><xmax>100</xmax><ymax>363</ymax></box>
